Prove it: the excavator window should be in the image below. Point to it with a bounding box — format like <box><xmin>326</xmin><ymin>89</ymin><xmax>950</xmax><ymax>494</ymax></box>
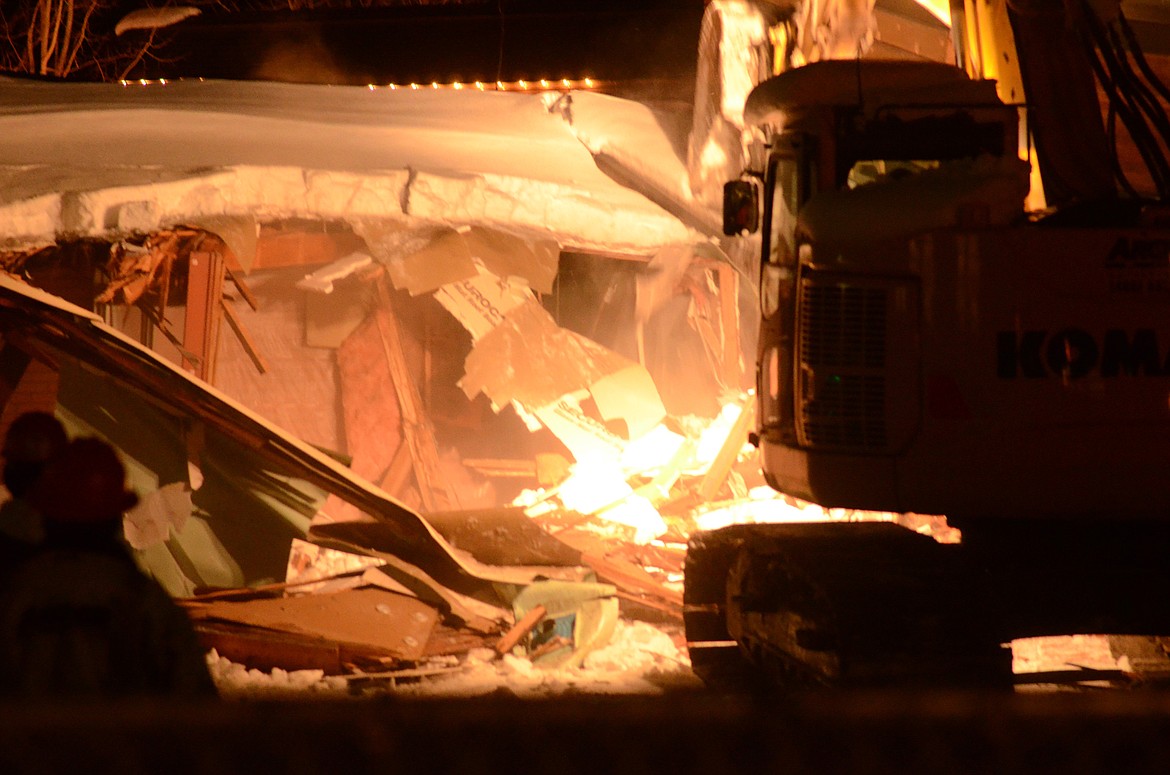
<box><xmin>847</xmin><ymin>160</ymin><xmax>941</xmax><ymax>189</ymax></box>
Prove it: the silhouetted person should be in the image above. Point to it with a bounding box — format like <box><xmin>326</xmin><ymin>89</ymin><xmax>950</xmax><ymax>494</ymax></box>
<box><xmin>0</xmin><ymin>411</ymin><xmax>66</xmax><ymax>561</ymax></box>
<box><xmin>0</xmin><ymin>438</ymin><xmax>217</xmax><ymax>699</ymax></box>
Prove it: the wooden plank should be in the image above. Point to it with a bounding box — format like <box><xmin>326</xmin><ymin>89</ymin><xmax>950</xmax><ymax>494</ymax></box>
<box><xmin>195</xmin><ymin>621</ymin><xmax>343</xmax><ymax>674</ymax></box>
<box><xmin>462</xmin><ymin>458</ymin><xmax>537</xmax><ymax>478</ymax></box>
<box><xmin>580</xmin><ymin>550</ymin><xmax>684</xmax><ymax>608</ymax></box>
<box><xmin>220</xmin><ymin>298</ymin><xmax>270</xmax><ymax>374</ymax></box>
<box><xmin>183</xmin><ymin>250</ymin><xmax>226</xmax><ymax>382</ymax></box>
<box><xmin>188</xmin><ymin>587</ymin><xmax>440</xmax><ymax>661</ymax></box>
<box><xmin>697</xmin><ymin>396</ymin><xmax>756</xmax><ymax>503</ymax></box>
<box><xmin>225</xmin><ymin>265</ymin><xmax>259</xmax><ymax>311</ymax></box>
<box><xmin>495</xmin><ymin>604</ymin><xmax>547</xmax><ymax>655</ymax></box>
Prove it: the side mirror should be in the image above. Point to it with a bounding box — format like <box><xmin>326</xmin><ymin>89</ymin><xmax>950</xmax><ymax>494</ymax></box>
<box><xmin>723</xmin><ymin>179</ymin><xmax>760</xmax><ymax>236</ymax></box>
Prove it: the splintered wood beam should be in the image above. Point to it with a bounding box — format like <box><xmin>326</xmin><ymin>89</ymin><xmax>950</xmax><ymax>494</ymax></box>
<box><xmin>220</xmin><ymin>298</ymin><xmax>269</xmax><ymax>375</ymax></box>
<box><xmin>372</xmin><ymin>279</ymin><xmax>457</xmax><ymax>512</ymax></box>
<box><xmin>462</xmin><ymin>458</ymin><xmax>538</xmax><ymax>478</ymax></box>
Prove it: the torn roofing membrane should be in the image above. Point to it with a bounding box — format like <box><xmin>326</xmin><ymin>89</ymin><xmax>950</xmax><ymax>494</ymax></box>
<box><xmin>0</xmin><ymin>274</ymin><xmax>590</xmax><ymax>597</ymax></box>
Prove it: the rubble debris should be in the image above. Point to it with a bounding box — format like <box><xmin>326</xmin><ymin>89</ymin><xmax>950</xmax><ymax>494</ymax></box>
<box><xmin>494</xmin><ymin>604</ymin><xmax>548</xmax><ymax>656</ymax></box>
<box><xmin>510</xmin><ymin>581</ymin><xmax>619</xmax><ymax>668</ymax></box>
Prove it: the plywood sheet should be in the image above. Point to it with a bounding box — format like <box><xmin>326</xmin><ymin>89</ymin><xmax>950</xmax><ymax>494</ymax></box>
<box><xmin>189</xmin><ymin>587</ymin><xmax>439</xmax><ymax>661</ymax></box>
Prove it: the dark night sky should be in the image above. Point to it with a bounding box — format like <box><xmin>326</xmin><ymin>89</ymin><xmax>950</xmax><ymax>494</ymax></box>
<box><xmin>125</xmin><ymin>0</ymin><xmax>705</xmax><ymax>95</ymax></box>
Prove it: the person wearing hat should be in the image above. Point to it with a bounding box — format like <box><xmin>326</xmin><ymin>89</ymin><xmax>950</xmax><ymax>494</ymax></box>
<box><xmin>0</xmin><ymin>411</ymin><xmax>67</xmax><ymax>558</ymax></box>
<box><xmin>0</xmin><ymin>437</ymin><xmax>217</xmax><ymax>698</ymax></box>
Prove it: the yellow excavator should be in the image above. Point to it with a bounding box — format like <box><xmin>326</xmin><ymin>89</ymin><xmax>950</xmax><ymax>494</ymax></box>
<box><xmin>685</xmin><ymin>0</ymin><xmax>1170</xmax><ymax>688</ymax></box>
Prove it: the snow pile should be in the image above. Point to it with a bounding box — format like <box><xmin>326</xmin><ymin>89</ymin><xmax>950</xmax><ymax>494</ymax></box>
<box><xmin>388</xmin><ymin>620</ymin><xmax>691</xmax><ymax>699</ymax></box>
<box><xmin>0</xmin><ymin>77</ymin><xmax>699</xmax><ymax>255</ymax></box>
<box><xmin>206</xmin><ymin>620</ymin><xmax>691</xmax><ymax>701</ymax></box>
<box><xmin>207</xmin><ymin>649</ymin><xmax>351</xmax><ymax>700</ymax></box>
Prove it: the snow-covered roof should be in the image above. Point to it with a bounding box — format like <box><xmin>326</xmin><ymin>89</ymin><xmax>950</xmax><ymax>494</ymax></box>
<box><xmin>0</xmin><ymin>77</ymin><xmax>700</xmax><ymax>255</ymax></box>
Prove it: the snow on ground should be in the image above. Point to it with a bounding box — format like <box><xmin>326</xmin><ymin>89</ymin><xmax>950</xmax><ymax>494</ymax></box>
<box><xmin>208</xmin><ymin>619</ymin><xmax>695</xmax><ymax>701</ymax></box>
<box><xmin>208</xmin><ymin>627</ymin><xmax>1137</xmax><ymax>700</ymax></box>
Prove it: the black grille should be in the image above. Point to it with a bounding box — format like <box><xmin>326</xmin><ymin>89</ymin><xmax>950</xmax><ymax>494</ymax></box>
<box><xmin>798</xmin><ymin>282</ymin><xmax>888</xmax><ymax>451</ymax></box>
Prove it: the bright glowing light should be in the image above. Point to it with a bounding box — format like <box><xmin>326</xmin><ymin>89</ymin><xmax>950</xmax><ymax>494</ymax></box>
<box><xmin>621</xmin><ymin>424</ymin><xmax>687</xmax><ymax>475</ymax></box>
<box><xmin>694</xmin><ymin>401</ymin><xmax>746</xmax><ymax>469</ymax></box>
<box><xmin>431</xmin><ymin>82</ymin><xmax>439</xmax><ymax>89</ymax></box>
<box><xmin>453</xmin><ymin>82</ymin><xmax>463</xmax><ymax>90</ymax></box>
<box><xmin>389</xmin><ymin>83</ymin><xmax>397</xmax><ymax>90</ymax></box>
<box><xmin>555</xmin><ymin>462</ymin><xmax>667</xmax><ymax>544</ymax></box>
<box><xmin>367</xmin><ymin>84</ymin><xmax>376</xmax><ymax>91</ymax></box>
<box><xmin>561</xmin><ymin>78</ymin><xmax>571</xmax><ymax>88</ymax></box>
<box><xmin>518</xmin><ymin>80</ymin><xmax>528</xmax><ymax>89</ymax></box>
<box><xmin>496</xmin><ymin>81</ymin><xmax>506</xmax><ymax>90</ymax></box>
<box><xmin>540</xmin><ymin>79</ymin><xmax>550</xmax><ymax>88</ymax></box>
<box><xmin>584</xmin><ymin>78</ymin><xmax>594</xmax><ymax>88</ymax></box>
<box><xmin>475</xmin><ymin>81</ymin><xmax>485</xmax><ymax>90</ymax></box>
<box><xmin>410</xmin><ymin>83</ymin><xmax>419</xmax><ymax>90</ymax></box>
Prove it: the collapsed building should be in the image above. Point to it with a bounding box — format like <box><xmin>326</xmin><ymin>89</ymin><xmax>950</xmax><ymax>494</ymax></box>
<box><xmin>0</xmin><ymin>0</ymin><xmax>956</xmax><ymax>686</ymax></box>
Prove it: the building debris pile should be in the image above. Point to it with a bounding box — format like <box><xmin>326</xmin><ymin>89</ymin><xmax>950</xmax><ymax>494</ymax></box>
<box><xmin>0</xmin><ymin>220</ymin><xmax>958</xmax><ymax>697</ymax></box>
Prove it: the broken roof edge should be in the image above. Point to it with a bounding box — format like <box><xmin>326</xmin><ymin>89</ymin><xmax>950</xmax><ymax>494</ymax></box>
<box><xmin>0</xmin><ymin>163</ymin><xmax>693</xmax><ymax>259</ymax></box>
<box><xmin>0</xmin><ymin>274</ymin><xmax>584</xmax><ymax>588</ymax></box>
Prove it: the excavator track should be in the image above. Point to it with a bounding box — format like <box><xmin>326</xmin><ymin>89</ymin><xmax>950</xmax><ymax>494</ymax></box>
<box><xmin>684</xmin><ymin>521</ymin><xmax>1013</xmax><ymax>691</ymax></box>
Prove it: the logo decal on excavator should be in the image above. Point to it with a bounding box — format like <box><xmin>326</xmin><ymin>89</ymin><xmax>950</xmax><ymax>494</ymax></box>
<box><xmin>997</xmin><ymin>329</ymin><xmax>1169</xmax><ymax>378</ymax></box>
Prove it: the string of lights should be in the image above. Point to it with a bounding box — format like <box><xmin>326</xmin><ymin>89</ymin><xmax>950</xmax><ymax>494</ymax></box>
<box><xmin>118</xmin><ymin>77</ymin><xmax>605</xmax><ymax>92</ymax></box>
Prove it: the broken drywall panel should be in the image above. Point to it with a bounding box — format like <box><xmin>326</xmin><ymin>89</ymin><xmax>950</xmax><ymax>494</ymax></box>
<box><xmin>460</xmin><ymin>299</ymin><xmax>630</xmax><ymax>410</ymax></box>
<box><xmin>456</xmin><ymin>296</ymin><xmax>666</xmax><ymax>468</ymax></box>
<box><xmin>188</xmin><ymin>587</ymin><xmax>439</xmax><ymax>662</ymax></box>
<box><xmin>588</xmin><ymin>365</ymin><xmax>666</xmax><ymax>441</ymax></box>
<box><xmin>463</xmin><ymin>227</ymin><xmax>559</xmax><ymax>295</ymax></box>
<box><xmin>383</xmin><ymin>226</ymin><xmax>477</xmax><ymax>296</ymax></box>
<box><xmin>379</xmin><ymin>224</ymin><xmax>558</xmax><ymax>299</ymax></box>
<box><xmin>296</xmin><ymin>251</ymin><xmax>374</xmax><ymax>295</ymax></box>
<box><xmin>188</xmin><ymin>215</ymin><xmax>260</xmax><ymax>272</ymax></box>
<box><xmin>532</xmin><ymin>397</ymin><xmax>626</xmax><ymax>464</ymax></box>
<box><xmin>434</xmin><ymin>265</ymin><xmax>533</xmax><ymax>342</ymax></box>
<box><xmin>303</xmin><ymin>273</ymin><xmax>371</xmax><ymax>348</ymax></box>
